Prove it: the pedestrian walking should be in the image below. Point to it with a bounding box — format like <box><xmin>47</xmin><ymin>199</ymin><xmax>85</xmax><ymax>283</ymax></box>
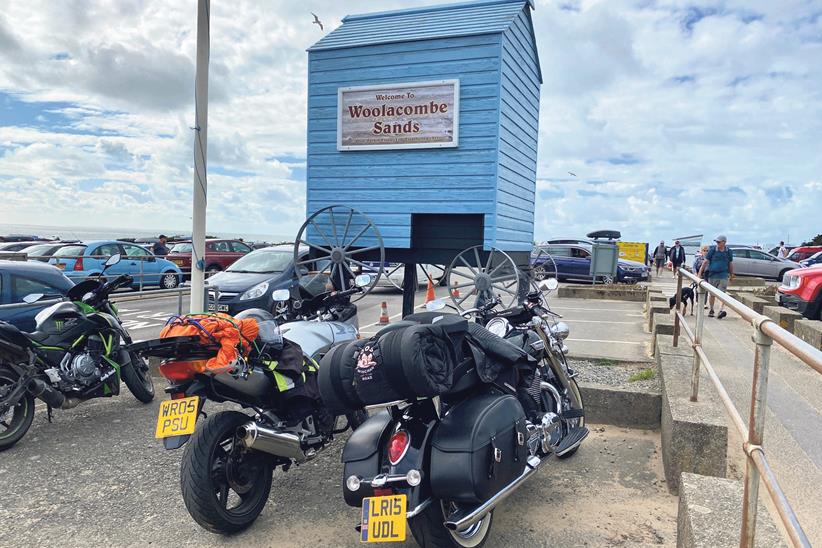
<box><xmin>698</xmin><ymin>235</ymin><xmax>734</xmax><ymax>319</ymax></box>
<box><xmin>693</xmin><ymin>244</ymin><xmax>709</xmax><ymax>274</ymax></box>
<box><xmin>152</xmin><ymin>234</ymin><xmax>170</xmax><ymax>256</ymax></box>
<box><xmin>776</xmin><ymin>241</ymin><xmax>788</xmax><ymax>259</ymax></box>
<box><xmin>653</xmin><ymin>240</ymin><xmax>668</xmax><ymax>277</ymax></box>
<box><xmin>670</xmin><ymin>240</ymin><xmax>686</xmax><ymax>277</ymax></box>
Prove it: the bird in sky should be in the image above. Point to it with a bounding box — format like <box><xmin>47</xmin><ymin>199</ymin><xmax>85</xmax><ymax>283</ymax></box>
<box><xmin>311</xmin><ymin>13</ymin><xmax>324</xmax><ymax>31</ymax></box>
<box><xmin>568</xmin><ymin>171</ymin><xmax>577</xmax><ymax>177</ymax></box>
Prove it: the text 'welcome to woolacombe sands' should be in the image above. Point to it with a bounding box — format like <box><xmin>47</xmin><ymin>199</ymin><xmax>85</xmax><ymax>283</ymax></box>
<box><xmin>337</xmin><ymin>80</ymin><xmax>459</xmax><ymax>151</ymax></box>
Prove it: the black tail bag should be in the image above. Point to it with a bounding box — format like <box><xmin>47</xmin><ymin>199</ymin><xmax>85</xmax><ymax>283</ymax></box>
<box><xmin>430</xmin><ymin>392</ymin><xmax>527</xmax><ymax>504</ymax></box>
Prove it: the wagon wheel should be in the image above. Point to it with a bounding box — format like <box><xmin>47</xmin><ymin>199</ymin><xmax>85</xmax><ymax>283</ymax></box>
<box><xmin>384</xmin><ymin>263</ymin><xmax>405</xmax><ymax>291</ymax></box>
<box><xmin>422</xmin><ymin>264</ymin><xmax>448</xmax><ymax>286</ymax></box>
<box><xmin>531</xmin><ymin>248</ymin><xmax>559</xmax><ymax>283</ymax></box>
<box><xmin>292</xmin><ymin>205</ymin><xmax>384</xmax><ymax>301</ymax></box>
<box><xmin>446</xmin><ymin>246</ymin><xmax>524</xmax><ymax>312</ymax></box>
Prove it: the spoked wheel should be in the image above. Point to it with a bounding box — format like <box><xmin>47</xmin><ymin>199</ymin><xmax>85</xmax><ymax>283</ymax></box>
<box><xmin>0</xmin><ymin>366</ymin><xmax>35</xmax><ymax>452</ymax></box>
<box><xmin>531</xmin><ymin>248</ymin><xmax>558</xmax><ymax>282</ymax></box>
<box><xmin>409</xmin><ymin>499</ymin><xmax>493</xmax><ymax>548</ymax></box>
<box><xmin>180</xmin><ymin>411</ymin><xmax>274</xmax><ymax>534</ymax></box>
<box><xmin>383</xmin><ymin>263</ymin><xmax>406</xmax><ymax>291</ymax></box>
<box><xmin>446</xmin><ymin>246</ymin><xmax>524</xmax><ymax>312</ymax></box>
<box><xmin>293</xmin><ymin>205</ymin><xmax>384</xmax><ymax>300</ymax></box>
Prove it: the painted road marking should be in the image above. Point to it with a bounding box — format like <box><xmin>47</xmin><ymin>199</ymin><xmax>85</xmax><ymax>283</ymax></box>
<box><xmin>564</xmin><ymin>319</ymin><xmax>637</xmax><ymax>325</ymax></box>
<box><xmin>551</xmin><ymin>306</ymin><xmax>642</xmax><ymax>312</ymax></box>
<box><xmin>567</xmin><ymin>338</ymin><xmax>643</xmax><ymax>345</ymax></box>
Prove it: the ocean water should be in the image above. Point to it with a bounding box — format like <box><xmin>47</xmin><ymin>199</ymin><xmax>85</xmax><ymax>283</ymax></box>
<box><xmin>0</xmin><ymin>223</ymin><xmax>291</xmax><ymax>244</ymax></box>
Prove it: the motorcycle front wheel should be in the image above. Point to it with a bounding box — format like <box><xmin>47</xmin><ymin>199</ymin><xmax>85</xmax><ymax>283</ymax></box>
<box><xmin>121</xmin><ymin>354</ymin><xmax>155</xmax><ymax>403</ymax></box>
<box><xmin>0</xmin><ymin>366</ymin><xmax>35</xmax><ymax>452</ymax></box>
<box><xmin>180</xmin><ymin>411</ymin><xmax>274</xmax><ymax>534</ymax></box>
<box><xmin>409</xmin><ymin>500</ymin><xmax>492</xmax><ymax>548</ymax></box>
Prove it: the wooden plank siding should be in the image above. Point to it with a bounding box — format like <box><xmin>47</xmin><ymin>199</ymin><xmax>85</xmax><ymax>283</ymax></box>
<box><xmin>494</xmin><ymin>9</ymin><xmax>540</xmax><ymax>251</ymax></box>
<box><xmin>307</xmin><ymin>35</ymin><xmax>504</xmax><ymax>250</ymax></box>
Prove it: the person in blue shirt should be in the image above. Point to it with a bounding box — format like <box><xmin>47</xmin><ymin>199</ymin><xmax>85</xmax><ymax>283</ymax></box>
<box><xmin>697</xmin><ymin>235</ymin><xmax>734</xmax><ymax>319</ymax></box>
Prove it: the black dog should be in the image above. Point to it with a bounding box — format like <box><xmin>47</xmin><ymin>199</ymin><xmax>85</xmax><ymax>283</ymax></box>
<box><xmin>669</xmin><ymin>282</ymin><xmax>697</xmax><ymax>315</ymax></box>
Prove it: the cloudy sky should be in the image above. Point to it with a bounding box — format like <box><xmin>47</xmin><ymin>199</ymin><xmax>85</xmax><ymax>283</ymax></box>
<box><xmin>0</xmin><ymin>0</ymin><xmax>820</xmax><ymax>246</ymax></box>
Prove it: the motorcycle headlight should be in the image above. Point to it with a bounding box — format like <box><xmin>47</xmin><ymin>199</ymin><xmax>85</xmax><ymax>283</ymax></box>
<box><xmin>240</xmin><ymin>281</ymin><xmax>269</xmax><ymax>301</ymax></box>
<box><xmin>549</xmin><ymin>321</ymin><xmax>570</xmax><ymax>340</ymax></box>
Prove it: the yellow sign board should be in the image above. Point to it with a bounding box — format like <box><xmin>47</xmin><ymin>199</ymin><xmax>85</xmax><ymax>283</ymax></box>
<box><xmin>361</xmin><ymin>494</ymin><xmax>407</xmax><ymax>543</ymax></box>
<box><xmin>155</xmin><ymin>396</ymin><xmax>199</xmax><ymax>438</ymax></box>
<box><xmin>617</xmin><ymin>241</ymin><xmax>648</xmax><ymax>264</ymax></box>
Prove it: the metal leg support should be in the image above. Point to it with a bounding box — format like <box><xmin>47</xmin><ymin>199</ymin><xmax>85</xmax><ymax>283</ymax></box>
<box><xmin>690</xmin><ymin>288</ymin><xmax>707</xmax><ymax>402</ymax></box>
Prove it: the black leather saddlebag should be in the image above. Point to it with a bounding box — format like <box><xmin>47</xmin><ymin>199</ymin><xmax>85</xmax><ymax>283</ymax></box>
<box><xmin>351</xmin><ymin>315</ymin><xmax>468</xmax><ymax>405</ymax></box>
<box><xmin>430</xmin><ymin>392</ymin><xmax>528</xmax><ymax>504</ymax></box>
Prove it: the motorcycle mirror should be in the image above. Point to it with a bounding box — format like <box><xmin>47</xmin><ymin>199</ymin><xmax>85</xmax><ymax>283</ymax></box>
<box><xmin>104</xmin><ymin>253</ymin><xmax>122</xmax><ymax>268</ymax></box>
<box><xmin>425</xmin><ymin>299</ymin><xmax>447</xmax><ymax>311</ymax></box>
<box><xmin>272</xmin><ymin>289</ymin><xmax>290</xmax><ymax>302</ymax></box>
<box><xmin>22</xmin><ymin>293</ymin><xmax>44</xmax><ymax>304</ymax></box>
<box><xmin>354</xmin><ymin>274</ymin><xmax>372</xmax><ymax>288</ymax></box>
<box><xmin>539</xmin><ymin>278</ymin><xmax>559</xmax><ymax>292</ymax></box>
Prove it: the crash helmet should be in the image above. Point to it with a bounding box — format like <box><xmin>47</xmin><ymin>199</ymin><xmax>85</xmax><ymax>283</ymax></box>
<box><xmin>234</xmin><ymin>308</ymin><xmax>283</xmax><ymax>349</ymax></box>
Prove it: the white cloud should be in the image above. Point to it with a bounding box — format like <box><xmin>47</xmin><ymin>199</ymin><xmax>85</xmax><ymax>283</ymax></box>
<box><xmin>0</xmin><ymin>0</ymin><xmax>820</xmax><ymax>247</ymax></box>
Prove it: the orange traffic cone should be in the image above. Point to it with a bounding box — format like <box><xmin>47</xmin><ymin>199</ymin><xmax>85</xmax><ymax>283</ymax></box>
<box><xmin>425</xmin><ymin>274</ymin><xmax>436</xmax><ymax>303</ymax></box>
<box><xmin>452</xmin><ymin>281</ymin><xmax>460</xmax><ymax>298</ymax></box>
<box><xmin>378</xmin><ymin>301</ymin><xmax>390</xmax><ymax>325</ymax></box>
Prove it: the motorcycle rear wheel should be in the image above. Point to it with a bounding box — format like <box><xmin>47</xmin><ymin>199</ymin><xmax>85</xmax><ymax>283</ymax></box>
<box><xmin>180</xmin><ymin>410</ymin><xmax>274</xmax><ymax>534</ymax></box>
<box><xmin>557</xmin><ymin>377</ymin><xmax>585</xmax><ymax>460</ymax></box>
<box><xmin>121</xmin><ymin>354</ymin><xmax>155</xmax><ymax>403</ymax></box>
<box><xmin>409</xmin><ymin>500</ymin><xmax>492</xmax><ymax>548</ymax></box>
<box><xmin>0</xmin><ymin>366</ymin><xmax>35</xmax><ymax>452</ymax></box>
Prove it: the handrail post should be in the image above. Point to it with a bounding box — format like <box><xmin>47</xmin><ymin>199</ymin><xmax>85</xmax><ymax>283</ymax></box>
<box><xmin>673</xmin><ymin>272</ymin><xmax>683</xmax><ymax>347</ymax></box>
<box><xmin>740</xmin><ymin>327</ymin><xmax>773</xmax><ymax>548</ymax></box>
<box><xmin>690</xmin><ymin>283</ymin><xmax>706</xmax><ymax>402</ymax></box>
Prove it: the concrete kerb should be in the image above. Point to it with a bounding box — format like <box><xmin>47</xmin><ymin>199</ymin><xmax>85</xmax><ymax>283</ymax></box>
<box><xmin>794</xmin><ymin>319</ymin><xmax>822</xmax><ymax>350</ymax></box>
<box><xmin>579</xmin><ymin>382</ymin><xmax>661</xmax><ymax>429</ymax></box>
<box><xmin>558</xmin><ymin>284</ymin><xmax>647</xmax><ymax>302</ymax></box>
<box><xmin>677</xmin><ymin>472</ymin><xmax>786</xmax><ymax>547</ymax></box>
<box><xmin>736</xmin><ymin>293</ymin><xmax>770</xmax><ymax>314</ymax></box>
<box><xmin>762</xmin><ymin>305</ymin><xmax>804</xmax><ymax>332</ymax></box>
<box><xmin>655</xmin><ymin>335</ymin><xmax>728</xmax><ymax>493</ymax></box>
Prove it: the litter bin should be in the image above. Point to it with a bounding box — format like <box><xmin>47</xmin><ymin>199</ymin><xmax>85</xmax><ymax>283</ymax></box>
<box><xmin>587</xmin><ymin>230</ymin><xmax>621</xmax><ymax>284</ymax></box>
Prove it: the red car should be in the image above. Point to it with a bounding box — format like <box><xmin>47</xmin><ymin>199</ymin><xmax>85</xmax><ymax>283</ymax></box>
<box><xmin>166</xmin><ymin>239</ymin><xmax>253</xmax><ymax>277</ymax></box>
<box><xmin>785</xmin><ymin>246</ymin><xmax>822</xmax><ymax>262</ymax></box>
<box><xmin>777</xmin><ymin>266</ymin><xmax>822</xmax><ymax>320</ymax></box>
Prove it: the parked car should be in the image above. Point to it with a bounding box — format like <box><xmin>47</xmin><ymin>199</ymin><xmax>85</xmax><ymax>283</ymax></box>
<box><xmin>767</xmin><ymin>245</ymin><xmax>796</xmax><ymax>257</ymax></box>
<box><xmin>166</xmin><ymin>238</ymin><xmax>253</xmax><ymax>277</ymax></box>
<box><xmin>18</xmin><ymin>242</ymin><xmax>74</xmax><ymax>262</ymax></box>
<box><xmin>48</xmin><ymin>240</ymin><xmax>183</xmax><ymax>289</ymax></box>
<box><xmin>800</xmin><ymin>251</ymin><xmax>822</xmax><ymax>268</ymax></box>
<box><xmin>777</xmin><ymin>266</ymin><xmax>822</xmax><ymax>320</ymax></box>
<box><xmin>726</xmin><ymin>245</ymin><xmax>802</xmax><ymax>281</ymax></box>
<box><xmin>532</xmin><ymin>244</ymin><xmax>649</xmax><ymax>283</ymax></box>
<box><xmin>0</xmin><ymin>260</ymin><xmax>75</xmax><ymax>331</ymax></box>
<box><xmin>205</xmin><ymin>245</ymin><xmax>330</xmax><ymax>315</ymax></box>
<box><xmin>0</xmin><ymin>234</ymin><xmax>49</xmax><ymax>243</ymax></box>
<box><xmin>0</xmin><ymin>241</ymin><xmax>48</xmax><ymax>252</ymax></box>
<box><xmin>785</xmin><ymin>246</ymin><xmax>822</xmax><ymax>263</ymax></box>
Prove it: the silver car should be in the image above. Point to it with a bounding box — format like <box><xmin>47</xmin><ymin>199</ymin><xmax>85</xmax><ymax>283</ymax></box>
<box><xmin>727</xmin><ymin>245</ymin><xmax>802</xmax><ymax>281</ymax></box>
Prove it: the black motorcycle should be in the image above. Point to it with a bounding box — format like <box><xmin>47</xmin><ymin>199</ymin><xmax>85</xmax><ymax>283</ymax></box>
<box><xmin>0</xmin><ymin>254</ymin><xmax>154</xmax><ymax>451</ymax></box>
<box><xmin>320</xmin><ymin>277</ymin><xmax>587</xmax><ymax>548</ymax></box>
<box><xmin>131</xmin><ymin>276</ymin><xmax>373</xmax><ymax>535</ymax></box>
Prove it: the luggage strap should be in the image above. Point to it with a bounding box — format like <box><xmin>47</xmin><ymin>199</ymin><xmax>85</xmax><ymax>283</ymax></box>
<box><xmin>488</xmin><ymin>436</ymin><xmax>501</xmax><ymax>479</ymax></box>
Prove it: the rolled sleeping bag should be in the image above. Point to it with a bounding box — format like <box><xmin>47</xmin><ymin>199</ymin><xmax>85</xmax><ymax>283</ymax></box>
<box><xmin>318</xmin><ymin>340</ymin><xmax>367</xmax><ymax>415</ymax></box>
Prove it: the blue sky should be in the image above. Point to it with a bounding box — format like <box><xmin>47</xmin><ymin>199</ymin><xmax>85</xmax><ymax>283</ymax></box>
<box><xmin>0</xmin><ymin>0</ymin><xmax>821</xmax><ymax>246</ymax></box>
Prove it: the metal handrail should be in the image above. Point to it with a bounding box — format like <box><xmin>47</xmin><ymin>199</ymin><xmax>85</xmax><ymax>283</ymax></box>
<box><xmin>671</xmin><ymin>268</ymin><xmax>822</xmax><ymax>548</ymax></box>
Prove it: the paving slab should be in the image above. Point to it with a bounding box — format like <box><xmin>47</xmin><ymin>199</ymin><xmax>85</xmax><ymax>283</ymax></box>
<box><xmin>795</xmin><ymin>319</ymin><xmax>822</xmax><ymax>350</ymax></box>
<box><xmin>763</xmin><ymin>305</ymin><xmax>804</xmax><ymax>332</ymax></box>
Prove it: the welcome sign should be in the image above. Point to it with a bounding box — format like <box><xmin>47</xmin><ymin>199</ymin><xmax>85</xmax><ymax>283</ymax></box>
<box><xmin>337</xmin><ymin>79</ymin><xmax>459</xmax><ymax>151</ymax></box>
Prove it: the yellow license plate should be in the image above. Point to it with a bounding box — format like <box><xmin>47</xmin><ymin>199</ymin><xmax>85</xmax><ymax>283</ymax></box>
<box><xmin>361</xmin><ymin>494</ymin><xmax>406</xmax><ymax>543</ymax></box>
<box><xmin>171</xmin><ymin>259</ymin><xmax>183</xmax><ymax>266</ymax></box>
<box><xmin>155</xmin><ymin>396</ymin><xmax>199</xmax><ymax>439</ymax></box>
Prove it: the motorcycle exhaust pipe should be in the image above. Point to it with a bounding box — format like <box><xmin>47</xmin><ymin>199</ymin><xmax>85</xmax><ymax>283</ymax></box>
<box><xmin>444</xmin><ymin>455</ymin><xmax>542</xmax><ymax>532</ymax></box>
<box><xmin>237</xmin><ymin>422</ymin><xmax>308</xmax><ymax>462</ymax></box>
<box><xmin>26</xmin><ymin>378</ymin><xmax>65</xmax><ymax>409</ymax></box>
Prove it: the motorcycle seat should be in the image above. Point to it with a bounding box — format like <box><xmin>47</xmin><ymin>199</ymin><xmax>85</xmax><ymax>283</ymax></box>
<box><xmin>0</xmin><ymin>321</ymin><xmax>34</xmax><ymax>349</ymax></box>
<box><xmin>25</xmin><ymin>331</ymin><xmax>50</xmax><ymax>343</ymax></box>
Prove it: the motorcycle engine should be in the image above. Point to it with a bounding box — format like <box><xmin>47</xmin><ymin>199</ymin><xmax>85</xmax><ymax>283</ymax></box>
<box><xmin>60</xmin><ymin>334</ymin><xmax>105</xmax><ymax>386</ymax></box>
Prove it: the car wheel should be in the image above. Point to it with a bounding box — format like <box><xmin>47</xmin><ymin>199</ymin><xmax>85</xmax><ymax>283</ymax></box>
<box><xmin>777</xmin><ymin>269</ymin><xmax>790</xmax><ymax>282</ymax></box>
<box><xmin>161</xmin><ymin>272</ymin><xmax>180</xmax><ymax>289</ymax></box>
<box><xmin>206</xmin><ymin>264</ymin><xmax>222</xmax><ymax>278</ymax></box>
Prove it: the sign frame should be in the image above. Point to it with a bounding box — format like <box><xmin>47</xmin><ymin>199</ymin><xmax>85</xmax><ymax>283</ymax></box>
<box><xmin>336</xmin><ymin>79</ymin><xmax>460</xmax><ymax>152</ymax></box>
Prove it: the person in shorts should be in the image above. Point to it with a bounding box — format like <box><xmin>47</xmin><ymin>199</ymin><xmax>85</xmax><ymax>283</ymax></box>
<box><xmin>653</xmin><ymin>241</ymin><xmax>667</xmax><ymax>277</ymax></box>
<box><xmin>698</xmin><ymin>235</ymin><xmax>734</xmax><ymax>319</ymax></box>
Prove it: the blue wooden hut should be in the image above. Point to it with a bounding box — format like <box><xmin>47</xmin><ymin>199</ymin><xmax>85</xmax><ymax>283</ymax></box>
<box><xmin>306</xmin><ymin>0</ymin><xmax>541</xmax><ymax>265</ymax></box>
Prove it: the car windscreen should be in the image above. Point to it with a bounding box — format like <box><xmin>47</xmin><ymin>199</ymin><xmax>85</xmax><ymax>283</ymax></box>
<box><xmin>170</xmin><ymin>243</ymin><xmax>193</xmax><ymax>253</ymax></box>
<box><xmin>52</xmin><ymin>245</ymin><xmax>86</xmax><ymax>258</ymax></box>
<box><xmin>227</xmin><ymin>250</ymin><xmax>291</xmax><ymax>273</ymax></box>
<box><xmin>21</xmin><ymin>244</ymin><xmax>56</xmax><ymax>256</ymax></box>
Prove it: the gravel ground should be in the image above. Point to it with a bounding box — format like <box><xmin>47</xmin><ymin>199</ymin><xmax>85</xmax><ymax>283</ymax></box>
<box><xmin>571</xmin><ymin>358</ymin><xmax>660</xmax><ymax>392</ymax></box>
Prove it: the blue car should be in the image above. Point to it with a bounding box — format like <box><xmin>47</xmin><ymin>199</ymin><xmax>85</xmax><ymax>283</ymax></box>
<box><xmin>0</xmin><ymin>260</ymin><xmax>75</xmax><ymax>331</ymax></box>
<box><xmin>49</xmin><ymin>240</ymin><xmax>183</xmax><ymax>289</ymax></box>
<box><xmin>800</xmin><ymin>251</ymin><xmax>822</xmax><ymax>268</ymax></box>
<box><xmin>532</xmin><ymin>243</ymin><xmax>649</xmax><ymax>284</ymax></box>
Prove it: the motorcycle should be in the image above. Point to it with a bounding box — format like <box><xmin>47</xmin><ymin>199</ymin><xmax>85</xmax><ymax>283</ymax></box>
<box><xmin>329</xmin><ymin>277</ymin><xmax>587</xmax><ymax>548</ymax></box>
<box><xmin>0</xmin><ymin>254</ymin><xmax>155</xmax><ymax>451</ymax></box>
<box><xmin>131</xmin><ymin>273</ymin><xmax>374</xmax><ymax>534</ymax></box>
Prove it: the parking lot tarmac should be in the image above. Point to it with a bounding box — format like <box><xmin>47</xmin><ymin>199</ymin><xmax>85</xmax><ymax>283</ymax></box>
<box><xmin>0</xmin><ymin>389</ymin><xmax>676</xmax><ymax>547</ymax></box>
